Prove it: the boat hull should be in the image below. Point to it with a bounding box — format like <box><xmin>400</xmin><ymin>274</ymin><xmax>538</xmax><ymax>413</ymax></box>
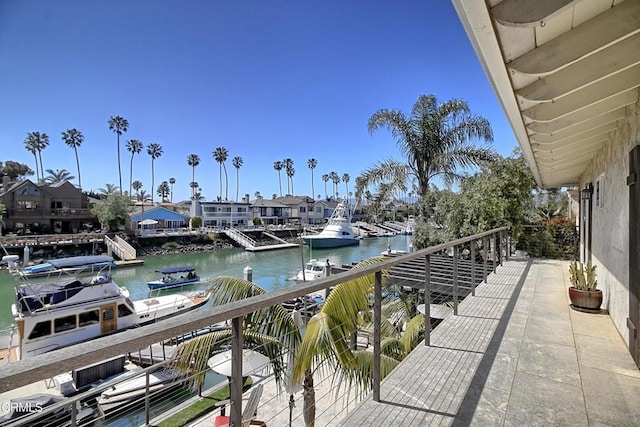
<box><xmin>303</xmin><ymin>237</ymin><xmax>360</xmax><ymax>249</ymax></box>
<box><xmin>147</xmin><ymin>276</ymin><xmax>200</xmax><ymax>290</ymax></box>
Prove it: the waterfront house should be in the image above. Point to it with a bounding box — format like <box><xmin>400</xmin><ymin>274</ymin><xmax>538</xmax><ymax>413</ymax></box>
<box><xmin>129</xmin><ymin>205</ymin><xmax>190</xmax><ymax>235</ymax></box>
<box><xmin>190</xmin><ymin>197</ymin><xmax>251</xmax><ymax>229</ymax></box>
<box><xmin>453</xmin><ymin>0</ymin><xmax>640</xmax><ymax>366</ymax></box>
<box><xmin>0</xmin><ymin>179</ymin><xmax>98</xmax><ymax>235</ymax></box>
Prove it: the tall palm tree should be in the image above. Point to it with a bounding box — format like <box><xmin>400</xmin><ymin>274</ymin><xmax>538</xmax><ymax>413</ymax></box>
<box><xmin>157</xmin><ymin>181</ymin><xmax>170</xmax><ymax>202</ymax></box>
<box><xmin>283</xmin><ymin>158</ymin><xmax>294</xmax><ymax>195</ymax></box>
<box><xmin>286</xmin><ymin>166</ymin><xmax>295</xmax><ymax>195</ymax></box>
<box><xmin>24</xmin><ymin>131</ymin><xmax>49</xmax><ymax>183</ymax></box>
<box><xmin>61</xmin><ymin>129</ymin><xmax>84</xmax><ymax>188</ymax></box>
<box><xmin>274</xmin><ymin>161</ymin><xmax>284</xmax><ymax>196</ymax></box>
<box><xmin>24</xmin><ymin>133</ymin><xmax>41</xmax><ymax>183</ymax></box>
<box><xmin>108</xmin><ymin>115</ymin><xmax>129</xmax><ymax>194</ymax></box>
<box><xmin>342</xmin><ymin>173</ymin><xmax>350</xmax><ymax>201</ymax></box>
<box><xmin>330</xmin><ymin>172</ymin><xmax>340</xmax><ymax>198</ymax></box>
<box><xmin>147</xmin><ymin>143</ymin><xmax>163</xmax><ymax>203</ymax></box>
<box><xmin>126</xmin><ymin>139</ymin><xmax>143</xmax><ymax>199</ymax></box>
<box><xmin>232</xmin><ymin>156</ymin><xmax>243</xmax><ymax>202</ymax></box>
<box><xmin>44</xmin><ymin>169</ymin><xmax>75</xmax><ymax>184</ymax></box>
<box><xmin>322</xmin><ymin>174</ymin><xmax>329</xmax><ymax>200</ymax></box>
<box><xmin>213</xmin><ymin>147</ymin><xmax>229</xmax><ymax>200</ymax></box>
<box><xmin>187</xmin><ymin>154</ymin><xmax>200</xmax><ymax>199</ymax></box>
<box><xmin>137</xmin><ymin>189</ymin><xmax>151</xmax><ymax>202</ymax></box>
<box><xmin>363</xmin><ymin>94</ymin><xmax>494</xmax><ymax>218</ymax></box>
<box><xmin>307</xmin><ymin>158</ymin><xmax>317</xmax><ymax>199</ymax></box>
<box><xmin>169</xmin><ymin>177</ymin><xmax>176</xmax><ymax>202</ymax></box>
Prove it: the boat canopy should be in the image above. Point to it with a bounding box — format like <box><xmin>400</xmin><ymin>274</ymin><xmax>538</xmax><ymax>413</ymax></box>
<box><xmin>155</xmin><ymin>266</ymin><xmax>196</xmax><ymax>274</ymax></box>
<box><xmin>47</xmin><ymin>255</ymin><xmax>115</xmax><ymax>269</ymax></box>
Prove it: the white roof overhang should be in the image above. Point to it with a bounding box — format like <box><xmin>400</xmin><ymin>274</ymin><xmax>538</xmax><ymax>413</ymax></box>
<box><xmin>452</xmin><ymin>0</ymin><xmax>640</xmax><ymax>187</ymax></box>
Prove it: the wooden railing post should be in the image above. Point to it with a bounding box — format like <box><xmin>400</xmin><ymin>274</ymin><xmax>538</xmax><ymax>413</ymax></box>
<box><xmin>492</xmin><ymin>233</ymin><xmax>497</xmax><ymax>274</ymax></box>
<box><xmin>231</xmin><ymin>316</ymin><xmax>244</xmax><ymax>426</ymax></box>
<box><xmin>373</xmin><ymin>271</ymin><xmax>382</xmax><ymax>402</ymax></box>
<box><xmin>424</xmin><ymin>254</ymin><xmax>431</xmax><ymax>346</ymax></box>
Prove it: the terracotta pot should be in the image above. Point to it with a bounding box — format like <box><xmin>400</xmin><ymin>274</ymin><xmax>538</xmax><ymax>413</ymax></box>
<box><xmin>568</xmin><ymin>287</ymin><xmax>603</xmax><ymax>310</ymax></box>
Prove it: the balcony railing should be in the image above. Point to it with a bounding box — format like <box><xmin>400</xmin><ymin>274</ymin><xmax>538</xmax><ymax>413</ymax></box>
<box><xmin>6</xmin><ymin>208</ymin><xmax>93</xmax><ymax>218</ymax></box>
<box><xmin>0</xmin><ymin>226</ymin><xmax>509</xmax><ymax>426</ymax></box>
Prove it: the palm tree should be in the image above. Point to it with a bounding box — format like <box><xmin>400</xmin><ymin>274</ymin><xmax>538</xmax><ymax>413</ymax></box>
<box><xmin>187</xmin><ymin>154</ymin><xmax>200</xmax><ymax>199</ymax></box>
<box><xmin>213</xmin><ymin>147</ymin><xmax>229</xmax><ymax>200</ymax></box>
<box><xmin>98</xmin><ymin>183</ymin><xmax>119</xmax><ymax>197</ymax></box>
<box><xmin>147</xmin><ymin>143</ymin><xmax>163</xmax><ymax>203</ymax></box>
<box><xmin>24</xmin><ymin>133</ymin><xmax>41</xmax><ymax>183</ymax></box>
<box><xmin>283</xmin><ymin>158</ymin><xmax>294</xmax><ymax>195</ymax></box>
<box><xmin>363</xmin><ymin>94</ymin><xmax>494</xmax><ymax>218</ymax></box>
<box><xmin>169</xmin><ymin>276</ymin><xmax>302</xmax><ymax>396</ymax></box>
<box><xmin>132</xmin><ymin>180</ymin><xmax>143</xmax><ymax>200</ymax></box>
<box><xmin>342</xmin><ymin>173</ymin><xmax>350</xmax><ymax>201</ymax></box>
<box><xmin>232</xmin><ymin>156</ymin><xmax>243</xmax><ymax>202</ymax></box>
<box><xmin>292</xmin><ymin>258</ymin><xmax>409</xmax><ymax>426</ymax></box>
<box><xmin>108</xmin><ymin>115</ymin><xmax>129</xmax><ymax>194</ymax></box>
<box><xmin>24</xmin><ymin>131</ymin><xmax>49</xmax><ymax>183</ymax></box>
<box><xmin>274</xmin><ymin>161</ymin><xmax>284</xmax><ymax>196</ymax></box>
<box><xmin>330</xmin><ymin>172</ymin><xmax>340</xmax><ymax>198</ymax></box>
<box><xmin>307</xmin><ymin>158</ymin><xmax>317</xmax><ymax>199</ymax></box>
<box><xmin>61</xmin><ymin>129</ymin><xmax>84</xmax><ymax>188</ymax></box>
<box><xmin>168</xmin><ymin>177</ymin><xmax>176</xmax><ymax>202</ymax></box>
<box><xmin>286</xmin><ymin>166</ymin><xmax>295</xmax><ymax>195</ymax></box>
<box><xmin>137</xmin><ymin>189</ymin><xmax>152</xmax><ymax>202</ymax></box>
<box><xmin>126</xmin><ymin>139</ymin><xmax>143</xmax><ymax>198</ymax></box>
<box><xmin>157</xmin><ymin>181</ymin><xmax>170</xmax><ymax>202</ymax></box>
<box><xmin>322</xmin><ymin>174</ymin><xmax>329</xmax><ymax>200</ymax></box>
<box><xmin>44</xmin><ymin>169</ymin><xmax>75</xmax><ymax>184</ymax></box>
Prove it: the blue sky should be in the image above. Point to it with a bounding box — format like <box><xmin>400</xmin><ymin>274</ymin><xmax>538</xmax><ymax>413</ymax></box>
<box><xmin>0</xmin><ymin>1</ymin><xmax>518</xmax><ymax>203</ymax></box>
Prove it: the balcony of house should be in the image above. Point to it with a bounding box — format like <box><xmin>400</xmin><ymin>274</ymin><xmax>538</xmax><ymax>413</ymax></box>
<box><xmin>6</xmin><ymin>208</ymin><xmax>94</xmax><ymax>218</ymax></box>
<box><xmin>1</xmin><ymin>227</ymin><xmax>638</xmax><ymax>427</ymax></box>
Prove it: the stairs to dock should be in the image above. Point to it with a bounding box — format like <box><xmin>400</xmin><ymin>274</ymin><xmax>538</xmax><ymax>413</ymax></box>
<box><xmin>223</xmin><ymin>228</ymin><xmax>257</xmax><ymax>249</ymax></box>
<box><xmin>104</xmin><ymin>235</ymin><xmax>137</xmax><ymax>261</ymax></box>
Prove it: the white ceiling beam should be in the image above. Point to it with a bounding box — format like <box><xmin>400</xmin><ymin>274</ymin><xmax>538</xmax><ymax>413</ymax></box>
<box><xmin>517</xmin><ymin>32</ymin><xmax>640</xmax><ymax>101</ymax></box>
<box><xmin>526</xmin><ymin>91</ymin><xmax>637</xmax><ymax>134</ymax></box>
<box><xmin>531</xmin><ymin>121</ymin><xmax>616</xmax><ymax>145</ymax></box>
<box><xmin>533</xmin><ymin>133</ymin><xmax>607</xmax><ymax>153</ymax></box>
<box><xmin>509</xmin><ymin>0</ymin><xmax>640</xmax><ymax>75</ymax></box>
<box><xmin>492</xmin><ymin>0</ymin><xmax>576</xmax><ymax>27</ymax></box>
<box><xmin>529</xmin><ymin>109</ymin><xmax>623</xmax><ymax>142</ymax></box>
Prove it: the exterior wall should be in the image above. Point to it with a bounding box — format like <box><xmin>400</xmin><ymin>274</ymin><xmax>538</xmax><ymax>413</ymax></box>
<box><xmin>580</xmin><ymin>99</ymin><xmax>640</xmax><ymax>343</ymax></box>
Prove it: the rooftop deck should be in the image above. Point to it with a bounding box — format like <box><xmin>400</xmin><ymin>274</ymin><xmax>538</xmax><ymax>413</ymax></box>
<box><xmin>341</xmin><ymin>258</ymin><xmax>640</xmax><ymax>426</ymax></box>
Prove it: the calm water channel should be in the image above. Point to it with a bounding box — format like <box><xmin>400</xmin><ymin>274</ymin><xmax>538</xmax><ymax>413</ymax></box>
<box><xmin>0</xmin><ymin>234</ymin><xmax>413</xmax><ymax>331</ymax></box>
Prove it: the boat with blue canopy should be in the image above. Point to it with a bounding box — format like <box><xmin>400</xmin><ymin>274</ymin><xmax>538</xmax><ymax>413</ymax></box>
<box><xmin>147</xmin><ymin>266</ymin><xmax>200</xmax><ymax>290</ymax></box>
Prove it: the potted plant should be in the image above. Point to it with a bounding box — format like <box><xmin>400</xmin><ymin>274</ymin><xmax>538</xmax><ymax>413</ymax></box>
<box><xmin>568</xmin><ymin>260</ymin><xmax>602</xmax><ymax>310</ymax></box>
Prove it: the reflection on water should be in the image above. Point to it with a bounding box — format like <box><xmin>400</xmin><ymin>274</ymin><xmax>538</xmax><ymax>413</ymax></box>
<box><xmin>0</xmin><ymin>235</ymin><xmax>413</xmax><ymax>329</ymax></box>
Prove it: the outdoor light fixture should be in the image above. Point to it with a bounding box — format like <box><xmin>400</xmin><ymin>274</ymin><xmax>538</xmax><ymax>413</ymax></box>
<box><xmin>581</xmin><ymin>184</ymin><xmax>593</xmax><ymax>200</ymax></box>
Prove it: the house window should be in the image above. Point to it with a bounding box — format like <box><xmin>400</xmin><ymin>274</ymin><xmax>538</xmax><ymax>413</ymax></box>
<box><xmin>595</xmin><ymin>175</ymin><xmax>604</xmax><ymax>208</ymax></box>
<box><xmin>300</xmin><ymin>206</ymin><xmax>306</xmax><ymax>213</ymax></box>
<box><xmin>316</xmin><ymin>207</ymin><xmax>322</xmax><ymax>213</ymax></box>
<box><xmin>17</xmin><ymin>201</ymin><xmax>38</xmax><ymax>209</ymax></box>
<box><xmin>17</xmin><ymin>185</ymin><xmax>39</xmax><ymax>196</ymax></box>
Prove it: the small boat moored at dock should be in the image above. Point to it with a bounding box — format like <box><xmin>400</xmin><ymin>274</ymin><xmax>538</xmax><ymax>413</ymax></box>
<box><xmin>293</xmin><ymin>258</ymin><xmax>333</xmax><ymax>282</ymax></box>
<box><xmin>147</xmin><ymin>266</ymin><xmax>200</xmax><ymax>290</ymax></box>
<box><xmin>19</xmin><ymin>255</ymin><xmax>117</xmax><ymax>278</ymax></box>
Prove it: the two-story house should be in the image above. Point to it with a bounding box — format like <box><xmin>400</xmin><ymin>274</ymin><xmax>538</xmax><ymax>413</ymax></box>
<box><xmin>0</xmin><ymin>179</ymin><xmax>98</xmax><ymax>234</ymax></box>
<box><xmin>190</xmin><ymin>197</ymin><xmax>251</xmax><ymax>228</ymax></box>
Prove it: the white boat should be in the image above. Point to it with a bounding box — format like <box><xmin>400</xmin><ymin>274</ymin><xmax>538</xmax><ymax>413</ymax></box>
<box><xmin>19</xmin><ymin>255</ymin><xmax>117</xmax><ymax>278</ymax></box>
<box><xmin>96</xmin><ymin>368</ymin><xmax>185</xmax><ymax>416</ymax></box>
<box><xmin>147</xmin><ymin>265</ymin><xmax>200</xmax><ymax>290</ymax></box>
<box><xmin>302</xmin><ymin>200</ymin><xmax>360</xmax><ymax>248</ymax></box>
<box><xmin>5</xmin><ymin>260</ymin><xmax>211</xmax><ymax>360</ymax></box>
<box><xmin>295</xmin><ymin>259</ymin><xmax>333</xmax><ymax>282</ymax></box>
<box><xmin>403</xmin><ymin>215</ymin><xmax>416</xmax><ymax>235</ymax></box>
